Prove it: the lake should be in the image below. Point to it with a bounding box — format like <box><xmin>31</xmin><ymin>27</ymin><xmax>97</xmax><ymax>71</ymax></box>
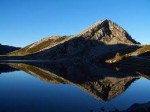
<box><xmin>0</xmin><ymin>62</ymin><xmax>150</xmax><ymax>112</ymax></box>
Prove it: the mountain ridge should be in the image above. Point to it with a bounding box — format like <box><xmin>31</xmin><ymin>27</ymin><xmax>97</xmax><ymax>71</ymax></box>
<box><xmin>0</xmin><ymin>19</ymin><xmax>149</xmax><ymax>64</ymax></box>
<box><xmin>2</xmin><ymin>19</ymin><xmax>140</xmax><ymax>58</ymax></box>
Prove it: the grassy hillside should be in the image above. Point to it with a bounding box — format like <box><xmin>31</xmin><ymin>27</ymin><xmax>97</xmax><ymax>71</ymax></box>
<box><xmin>6</xmin><ymin>36</ymin><xmax>71</xmax><ymax>56</ymax></box>
<box><xmin>104</xmin><ymin>45</ymin><xmax>150</xmax><ymax>64</ymax></box>
<box><xmin>132</xmin><ymin>45</ymin><xmax>150</xmax><ymax>55</ymax></box>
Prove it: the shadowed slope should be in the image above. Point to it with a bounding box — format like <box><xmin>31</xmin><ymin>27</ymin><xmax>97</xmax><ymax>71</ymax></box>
<box><xmin>0</xmin><ymin>44</ymin><xmax>20</xmax><ymax>55</ymax></box>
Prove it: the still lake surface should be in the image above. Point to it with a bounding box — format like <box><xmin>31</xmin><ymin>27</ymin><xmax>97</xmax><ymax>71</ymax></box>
<box><xmin>0</xmin><ymin>62</ymin><xmax>150</xmax><ymax>112</ymax></box>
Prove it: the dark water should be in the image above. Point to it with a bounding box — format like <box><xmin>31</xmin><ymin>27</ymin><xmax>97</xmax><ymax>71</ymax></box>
<box><xmin>0</xmin><ymin>62</ymin><xmax>150</xmax><ymax>112</ymax></box>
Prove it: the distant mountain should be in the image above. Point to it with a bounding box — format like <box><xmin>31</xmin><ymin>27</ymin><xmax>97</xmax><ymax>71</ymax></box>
<box><xmin>3</xmin><ymin>20</ymin><xmax>139</xmax><ymax>59</ymax></box>
<box><xmin>0</xmin><ymin>19</ymin><xmax>150</xmax><ymax>63</ymax></box>
<box><xmin>0</xmin><ymin>44</ymin><xmax>20</xmax><ymax>55</ymax></box>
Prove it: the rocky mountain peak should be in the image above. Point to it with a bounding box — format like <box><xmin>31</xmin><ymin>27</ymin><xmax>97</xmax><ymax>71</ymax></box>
<box><xmin>77</xmin><ymin>19</ymin><xmax>139</xmax><ymax>45</ymax></box>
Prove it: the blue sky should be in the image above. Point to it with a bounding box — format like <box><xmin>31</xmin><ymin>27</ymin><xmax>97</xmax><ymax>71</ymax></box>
<box><xmin>0</xmin><ymin>0</ymin><xmax>150</xmax><ymax>47</ymax></box>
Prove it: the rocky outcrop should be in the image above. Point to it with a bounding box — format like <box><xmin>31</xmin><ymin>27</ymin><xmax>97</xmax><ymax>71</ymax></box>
<box><xmin>122</xmin><ymin>101</ymin><xmax>150</xmax><ymax>112</ymax></box>
<box><xmin>111</xmin><ymin>101</ymin><xmax>150</xmax><ymax>112</ymax></box>
<box><xmin>77</xmin><ymin>19</ymin><xmax>139</xmax><ymax>45</ymax></box>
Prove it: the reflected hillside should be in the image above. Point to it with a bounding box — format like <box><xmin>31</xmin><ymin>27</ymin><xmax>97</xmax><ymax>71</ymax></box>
<box><xmin>80</xmin><ymin>76</ymin><xmax>138</xmax><ymax>101</ymax></box>
<box><xmin>0</xmin><ymin>63</ymin><xmax>18</xmax><ymax>74</ymax></box>
<box><xmin>4</xmin><ymin>62</ymin><xmax>140</xmax><ymax>101</ymax></box>
<box><xmin>7</xmin><ymin>63</ymin><xmax>69</xmax><ymax>84</ymax></box>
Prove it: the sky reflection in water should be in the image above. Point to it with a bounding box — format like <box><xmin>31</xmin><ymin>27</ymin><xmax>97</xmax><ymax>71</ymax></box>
<box><xmin>0</xmin><ymin>67</ymin><xmax>150</xmax><ymax>112</ymax></box>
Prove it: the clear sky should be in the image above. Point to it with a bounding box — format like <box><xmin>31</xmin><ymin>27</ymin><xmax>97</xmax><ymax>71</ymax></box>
<box><xmin>0</xmin><ymin>0</ymin><xmax>150</xmax><ymax>47</ymax></box>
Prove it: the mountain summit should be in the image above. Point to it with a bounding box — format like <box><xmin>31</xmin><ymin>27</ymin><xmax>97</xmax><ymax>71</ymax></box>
<box><xmin>77</xmin><ymin>19</ymin><xmax>139</xmax><ymax>44</ymax></box>
<box><xmin>1</xmin><ymin>19</ymin><xmax>145</xmax><ymax>59</ymax></box>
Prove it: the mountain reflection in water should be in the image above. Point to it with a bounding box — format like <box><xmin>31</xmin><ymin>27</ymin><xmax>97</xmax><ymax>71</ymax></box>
<box><xmin>0</xmin><ymin>61</ymin><xmax>150</xmax><ymax>112</ymax></box>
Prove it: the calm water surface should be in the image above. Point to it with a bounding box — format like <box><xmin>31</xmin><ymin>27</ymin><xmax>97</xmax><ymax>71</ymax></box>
<box><xmin>0</xmin><ymin>64</ymin><xmax>150</xmax><ymax>112</ymax></box>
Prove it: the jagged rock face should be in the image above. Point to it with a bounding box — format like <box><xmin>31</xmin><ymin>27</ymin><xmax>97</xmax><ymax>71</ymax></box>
<box><xmin>77</xmin><ymin>20</ymin><xmax>139</xmax><ymax>45</ymax></box>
